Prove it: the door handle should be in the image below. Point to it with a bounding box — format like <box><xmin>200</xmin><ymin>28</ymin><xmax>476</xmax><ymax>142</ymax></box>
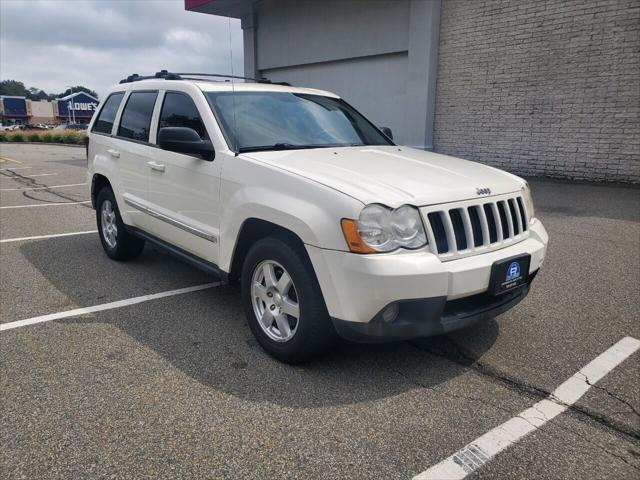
<box><xmin>147</xmin><ymin>161</ymin><xmax>165</xmax><ymax>172</ymax></box>
<box><xmin>107</xmin><ymin>149</ymin><xmax>120</xmax><ymax>158</ymax></box>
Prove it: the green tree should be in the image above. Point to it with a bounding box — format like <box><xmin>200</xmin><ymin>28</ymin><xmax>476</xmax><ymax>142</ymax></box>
<box><xmin>58</xmin><ymin>86</ymin><xmax>98</xmax><ymax>99</ymax></box>
<box><xmin>0</xmin><ymin>80</ymin><xmax>99</xmax><ymax>101</ymax></box>
<box><xmin>0</xmin><ymin>80</ymin><xmax>29</xmax><ymax>97</ymax></box>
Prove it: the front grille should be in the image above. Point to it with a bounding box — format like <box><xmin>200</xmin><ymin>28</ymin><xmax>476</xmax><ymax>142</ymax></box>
<box><xmin>422</xmin><ymin>194</ymin><xmax>529</xmax><ymax>260</ymax></box>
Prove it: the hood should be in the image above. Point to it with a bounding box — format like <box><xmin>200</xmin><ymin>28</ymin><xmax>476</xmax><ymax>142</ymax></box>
<box><xmin>243</xmin><ymin>146</ymin><xmax>525</xmax><ymax>207</ymax></box>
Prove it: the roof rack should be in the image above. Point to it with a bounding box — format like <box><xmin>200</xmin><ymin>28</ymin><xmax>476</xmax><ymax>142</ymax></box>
<box><xmin>119</xmin><ymin>70</ymin><xmax>291</xmax><ymax>86</ymax></box>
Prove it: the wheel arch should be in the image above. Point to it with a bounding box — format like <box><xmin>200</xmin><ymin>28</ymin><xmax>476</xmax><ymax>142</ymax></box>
<box><xmin>91</xmin><ymin>173</ymin><xmax>113</xmax><ymax>209</ymax></box>
<box><xmin>228</xmin><ymin>218</ymin><xmax>309</xmax><ymax>284</ymax></box>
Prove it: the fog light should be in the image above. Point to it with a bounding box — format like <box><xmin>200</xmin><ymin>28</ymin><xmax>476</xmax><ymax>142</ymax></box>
<box><xmin>382</xmin><ymin>304</ymin><xmax>400</xmax><ymax>323</ymax></box>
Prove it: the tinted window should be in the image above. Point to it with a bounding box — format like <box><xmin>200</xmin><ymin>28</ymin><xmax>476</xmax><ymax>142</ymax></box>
<box><xmin>158</xmin><ymin>92</ymin><xmax>207</xmax><ymax>139</ymax></box>
<box><xmin>92</xmin><ymin>93</ymin><xmax>124</xmax><ymax>134</ymax></box>
<box><xmin>118</xmin><ymin>91</ymin><xmax>158</xmax><ymax>142</ymax></box>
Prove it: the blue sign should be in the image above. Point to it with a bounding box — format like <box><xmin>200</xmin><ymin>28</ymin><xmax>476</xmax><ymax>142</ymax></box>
<box><xmin>505</xmin><ymin>261</ymin><xmax>521</xmax><ymax>282</ymax></box>
<box><xmin>2</xmin><ymin>96</ymin><xmax>28</xmax><ymax>117</ymax></box>
<box><xmin>57</xmin><ymin>92</ymin><xmax>99</xmax><ymax>119</ymax></box>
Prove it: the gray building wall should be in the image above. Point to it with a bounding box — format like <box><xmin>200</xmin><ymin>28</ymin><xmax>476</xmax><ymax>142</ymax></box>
<box><xmin>434</xmin><ymin>0</ymin><xmax>640</xmax><ymax>183</ymax></box>
<box><xmin>189</xmin><ymin>0</ymin><xmax>639</xmax><ymax>183</ymax></box>
<box><xmin>243</xmin><ymin>0</ymin><xmax>441</xmax><ymax>148</ymax></box>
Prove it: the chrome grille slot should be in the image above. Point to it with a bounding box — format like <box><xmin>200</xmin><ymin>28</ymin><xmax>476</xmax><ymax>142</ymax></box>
<box><xmin>421</xmin><ymin>194</ymin><xmax>530</xmax><ymax>261</ymax></box>
<box><xmin>497</xmin><ymin>201</ymin><xmax>510</xmax><ymax>239</ymax></box>
<box><xmin>483</xmin><ymin>204</ymin><xmax>498</xmax><ymax>243</ymax></box>
<box><xmin>468</xmin><ymin>206</ymin><xmax>483</xmax><ymax>247</ymax></box>
<box><xmin>517</xmin><ymin>197</ymin><xmax>528</xmax><ymax>231</ymax></box>
<box><xmin>427</xmin><ymin>212</ymin><xmax>448</xmax><ymax>254</ymax></box>
<box><xmin>508</xmin><ymin>198</ymin><xmax>520</xmax><ymax>235</ymax></box>
<box><xmin>449</xmin><ymin>209</ymin><xmax>468</xmax><ymax>251</ymax></box>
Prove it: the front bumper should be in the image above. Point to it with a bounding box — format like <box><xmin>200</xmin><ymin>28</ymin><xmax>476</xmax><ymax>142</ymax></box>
<box><xmin>333</xmin><ymin>272</ymin><xmax>536</xmax><ymax>342</ymax></box>
<box><xmin>305</xmin><ymin>219</ymin><xmax>548</xmax><ymax>340</ymax></box>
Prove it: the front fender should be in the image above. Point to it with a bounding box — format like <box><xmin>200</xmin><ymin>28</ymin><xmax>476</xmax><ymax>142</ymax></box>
<box><xmin>218</xmin><ymin>157</ymin><xmax>364</xmax><ymax>272</ymax></box>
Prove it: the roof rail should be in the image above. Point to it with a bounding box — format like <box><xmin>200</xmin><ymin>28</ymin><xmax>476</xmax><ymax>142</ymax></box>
<box><xmin>175</xmin><ymin>72</ymin><xmax>290</xmax><ymax>86</ymax></box>
<box><xmin>118</xmin><ymin>70</ymin><xmax>291</xmax><ymax>86</ymax></box>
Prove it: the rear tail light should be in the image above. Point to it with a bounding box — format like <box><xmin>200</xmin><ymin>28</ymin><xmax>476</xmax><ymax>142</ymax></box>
<box><xmin>85</xmin><ymin>135</ymin><xmax>89</xmax><ymax>163</ymax></box>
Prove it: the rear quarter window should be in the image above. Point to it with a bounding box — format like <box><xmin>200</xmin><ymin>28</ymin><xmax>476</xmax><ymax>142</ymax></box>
<box><xmin>117</xmin><ymin>91</ymin><xmax>158</xmax><ymax>142</ymax></box>
<box><xmin>92</xmin><ymin>93</ymin><xmax>124</xmax><ymax>135</ymax></box>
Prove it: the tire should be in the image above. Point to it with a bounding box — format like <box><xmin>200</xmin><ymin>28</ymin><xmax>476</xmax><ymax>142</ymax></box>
<box><xmin>241</xmin><ymin>236</ymin><xmax>338</xmax><ymax>364</ymax></box>
<box><xmin>96</xmin><ymin>187</ymin><xmax>145</xmax><ymax>260</ymax></box>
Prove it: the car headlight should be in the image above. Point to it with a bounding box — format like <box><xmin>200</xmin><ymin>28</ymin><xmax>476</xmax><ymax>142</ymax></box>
<box><xmin>341</xmin><ymin>204</ymin><xmax>427</xmax><ymax>253</ymax></box>
<box><xmin>522</xmin><ymin>182</ymin><xmax>535</xmax><ymax>222</ymax></box>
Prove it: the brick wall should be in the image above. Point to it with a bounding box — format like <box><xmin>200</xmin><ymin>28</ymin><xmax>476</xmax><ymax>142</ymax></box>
<box><xmin>433</xmin><ymin>0</ymin><xmax>640</xmax><ymax>183</ymax></box>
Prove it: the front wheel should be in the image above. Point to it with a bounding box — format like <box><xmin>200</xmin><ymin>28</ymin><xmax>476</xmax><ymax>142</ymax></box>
<box><xmin>241</xmin><ymin>237</ymin><xmax>337</xmax><ymax>363</ymax></box>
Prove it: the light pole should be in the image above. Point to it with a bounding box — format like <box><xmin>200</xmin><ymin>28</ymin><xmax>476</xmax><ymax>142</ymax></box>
<box><xmin>65</xmin><ymin>85</ymin><xmax>76</xmax><ymax>124</ymax></box>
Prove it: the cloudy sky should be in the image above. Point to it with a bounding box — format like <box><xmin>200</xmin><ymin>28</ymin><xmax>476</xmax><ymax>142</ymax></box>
<box><xmin>0</xmin><ymin>0</ymin><xmax>243</xmax><ymax>98</ymax></box>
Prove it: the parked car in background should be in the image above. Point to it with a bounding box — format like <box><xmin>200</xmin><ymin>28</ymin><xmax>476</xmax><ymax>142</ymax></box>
<box><xmin>54</xmin><ymin>123</ymin><xmax>87</xmax><ymax>131</ymax></box>
<box><xmin>28</xmin><ymin>123</ymin><xmax>50</xmax><ymax>130</ymax></box>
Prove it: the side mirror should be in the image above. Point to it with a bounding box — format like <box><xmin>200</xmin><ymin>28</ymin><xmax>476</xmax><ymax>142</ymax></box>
<box><xmin>157</xmin><ymin>127</ymin><xmax>215</xmax><ymax>161</ymax></box>
<box><xmin>380</xmin><ymin>126</ymin><xmax>393</xmax><ymax>141</ymax></box>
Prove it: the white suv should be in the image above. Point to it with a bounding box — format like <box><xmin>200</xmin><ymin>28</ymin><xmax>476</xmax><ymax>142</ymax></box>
<box><xmin>87</xmin><ymin>72</ymin><xmax>548</xmax><ymax>363</ymax></box>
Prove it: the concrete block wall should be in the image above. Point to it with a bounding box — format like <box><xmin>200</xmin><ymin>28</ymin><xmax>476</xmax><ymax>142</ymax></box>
<box><xmin>433</xmin><ymin>0</ymin><xmax>640</xmax><ymax>183</ymax></box>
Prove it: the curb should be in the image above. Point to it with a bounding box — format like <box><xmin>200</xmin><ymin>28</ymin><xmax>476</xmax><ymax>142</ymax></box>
<box><xmin>0</xmin><ymin>142</ymin><xmax>84</xmax><ymax>147</ymax></box>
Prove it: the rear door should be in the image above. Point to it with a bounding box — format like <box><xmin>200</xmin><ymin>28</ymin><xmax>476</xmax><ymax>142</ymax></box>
<box><xmin>90</xmin><ymin>91</ymin><xmax>124</xmax><ymax>200</ymax></box>
<box><xmin>109</xmin><ymin>90</ymin><xmax>160</xmax><ymax>229</ymax></box>
<box><xmin>146</xmin><ymin>90</ymin><xmax>222</xmax><ymax>263</ymax></box>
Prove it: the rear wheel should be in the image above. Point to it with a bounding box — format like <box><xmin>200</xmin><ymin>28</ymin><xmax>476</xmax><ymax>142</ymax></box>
<box><xmin>96</xmin><ymin>188</ymin><xmax>145</xmax><ymax>260</ymax></box>
<box><xmin>241</xmin><ymin>237</ymin><xmax>337</xmax><ymax>363</ymax></box>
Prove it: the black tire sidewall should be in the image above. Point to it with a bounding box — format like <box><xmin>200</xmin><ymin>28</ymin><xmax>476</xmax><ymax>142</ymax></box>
<box><xmin>96</xmin><ymin>188</ymin><xmax>120</xmax><ymax>257</ymax></box>
<box><xmin>96</xmin><ymin>188</ymin><xmax>143</xmax><ymax>260</ymax></box>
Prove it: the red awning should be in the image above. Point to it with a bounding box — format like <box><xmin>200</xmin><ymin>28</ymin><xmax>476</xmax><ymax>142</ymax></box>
<box><xmin>185</xmin><ymin>0</ymin><xmax>213</xmax><ymax>9</ymax></box>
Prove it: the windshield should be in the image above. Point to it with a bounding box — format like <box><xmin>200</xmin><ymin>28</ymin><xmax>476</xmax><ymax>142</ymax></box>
<box><xmin>205</xmin><ymin>91</ymin><xmax>393</xmax><ymax>153</ymax></box>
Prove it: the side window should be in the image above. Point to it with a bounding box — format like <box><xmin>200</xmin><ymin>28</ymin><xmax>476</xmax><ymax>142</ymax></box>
<box><xmin>92</xmin><ymin>93</ymin><xmax>124</xmax><ymax>134</ymax></box>
<box><xmin>117</xmin><ymin>91</ymin><xmax>158</xmax><ymax>142</ymax></box>
<box><xmin>158</xmin><ymin>92</ymin><xmax>207</xmax><ymax>140</ymax></box>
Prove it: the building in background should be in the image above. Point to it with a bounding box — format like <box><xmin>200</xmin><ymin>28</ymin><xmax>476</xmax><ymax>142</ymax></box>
<box><xmin>186</xmin><ymin>0</ymin><xmax>639</xmax><ymax>183</ymax></box>
<box><xmin>30</xmin><ymin>100</ymin><xmax>55</xmax><ymax>125</ymax></box>
<box><xmin>0</xmin><ymin>91</ymin><xmax>99</xmax><ymax>126</ymax></box>
<box><xmin>55</xmin><ymin>91</ymin><xmax>99</xmax><ymax>125</ymax></box>
<box><xmin>0</xmin><ymin>95</ymin><xmax>31</xmax><ymax>125</ymax></box>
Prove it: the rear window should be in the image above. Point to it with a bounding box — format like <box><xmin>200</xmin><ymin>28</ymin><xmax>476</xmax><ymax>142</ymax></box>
<box><xmin>117</xmin><ymin>91</ymin><xmax>158</xmax><ymax>142</ymax></box>
<box><xmin>92</xmin><ymin>93</ymin><xmax>124</xmax><ymax>135</ymax></box>
<box><xmin>158</xmin><ymin>92</ymin><xmax>207</xmax><ymax>140</ymax></box>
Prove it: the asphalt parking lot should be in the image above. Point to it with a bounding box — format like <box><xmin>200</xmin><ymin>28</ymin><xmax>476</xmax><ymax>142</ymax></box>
<box><xmin>1</xmin><ymin>143</ymin><xmax>639</xmax><ymax>480</ymax></box>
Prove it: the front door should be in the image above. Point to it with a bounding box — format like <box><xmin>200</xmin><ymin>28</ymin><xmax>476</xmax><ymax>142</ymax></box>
<box><xmin>145</xmin><ymin>91</ymin><xmax>222</xmax><ymax>264</ymax></box>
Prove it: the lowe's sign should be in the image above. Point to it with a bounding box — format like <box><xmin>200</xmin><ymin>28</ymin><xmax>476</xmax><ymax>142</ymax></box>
<box><xmin>57</xmin><ymin>92</ymin><xmax>99</xmax><ymax>119</ymax></box>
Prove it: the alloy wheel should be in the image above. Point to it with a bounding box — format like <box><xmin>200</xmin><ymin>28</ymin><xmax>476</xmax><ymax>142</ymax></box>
<box><xmin>101</xmin><ymin>199</ymin><xmax>118</xmax><ymax>249</ymax></box>
<box><xmin>251</xmin><ymin>260</ymin><xmax>300</xmax><ymax>342</ymax></box>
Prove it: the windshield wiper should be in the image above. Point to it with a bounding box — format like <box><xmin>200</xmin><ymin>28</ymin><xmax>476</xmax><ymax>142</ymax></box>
<box><xmin>238</xmin><ymin>143</ymin><xmax>342</xmax><ymax>153</ymax></box>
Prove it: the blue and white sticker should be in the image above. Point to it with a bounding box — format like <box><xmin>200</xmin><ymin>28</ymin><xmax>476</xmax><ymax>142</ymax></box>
<box><xmin>505</xmin><ymin>261</ymin><xmax>521</xmax><ymax>282</ymax></box>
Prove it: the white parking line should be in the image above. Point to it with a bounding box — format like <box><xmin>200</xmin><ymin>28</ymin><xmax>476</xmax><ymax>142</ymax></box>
<box><xmin>0</xmin><ymin>166</ymin><xmax>31</xmax><ymax>171</ymax></box>
<box><xmin>414</xmin><ymin>336</ymin><xmax>640</xmax><ymax>480</ymax></box>
<box><xmin>0</xmin><ymin>201</ymin><xmax>91</xmax><ymax>209</ymax></box>
<box><xmin>23</xmin><ymin>173</ymin><xmax>59</xmax><ymax>178</ymax></box>
<box><xmin>0</xmin><ymin>230</ymin><xmax>97</xmax><ymax>243</ymax></box>
<box><xmin>0</xmin><ymin>182</ymin><xmax>86</xmax><ymax>191</ymax></box>
<box><xmin>0</xmin><ymin>282</ymin><xmax>222</xmax><ymax>331</ymax></box>
<box><xmin>0</xmin><ymin>156</ymin><xmax>22</xmax><ymax>164</ymax></box>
